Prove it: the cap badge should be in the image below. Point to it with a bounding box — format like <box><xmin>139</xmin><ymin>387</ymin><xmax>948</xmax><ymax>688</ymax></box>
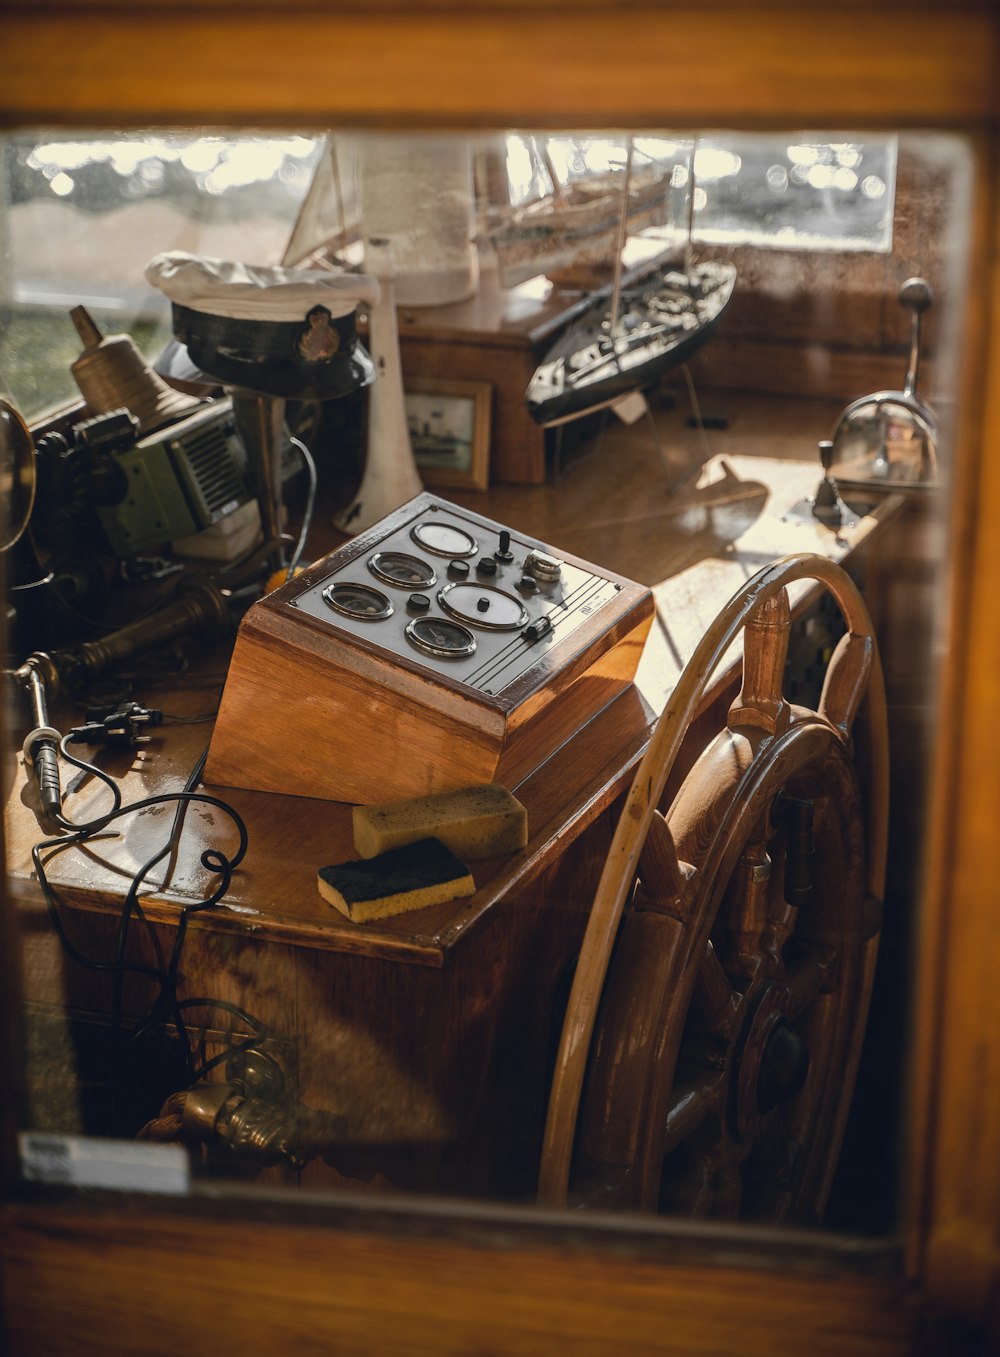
<box><xmin>298</xmin><ymin>306</ymin><xmax>340</xmax><ymax>362</ymax></box>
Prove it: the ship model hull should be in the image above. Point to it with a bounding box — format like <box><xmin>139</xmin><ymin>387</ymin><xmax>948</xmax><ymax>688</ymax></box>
<box><xmin>525</xmin><ymin>259</ymin><xmax>737</xmax><ymax>427</ymax></box>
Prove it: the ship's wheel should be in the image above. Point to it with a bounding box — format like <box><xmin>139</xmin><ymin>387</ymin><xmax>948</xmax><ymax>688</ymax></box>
<box><xmin>538</xmin><ymin>554</ymin><xmax>887</xmax><ymax>1222</ymax></box>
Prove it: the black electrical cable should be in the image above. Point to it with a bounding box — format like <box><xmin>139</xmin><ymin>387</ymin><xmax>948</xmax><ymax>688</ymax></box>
<box><xmin>122</xmin><ymin>747</ymin><xmax>245</xmax><ymax>1082</ymax></box>
<box><xmin>56</xmin><ymin>732</ymin><xmax>167</xmax><ymax>998</ymax></box>
<box><xmin>54</xmin><ymin>735</ymin><xmax>123</xmax><ymax>828</ymax></box>
<box><xmin>105</xmin><ymin>748</ymin><xmax>210</xmax><ymax>1114</ymax></box>
<box><xmin>32</xmin><ymin>740</ymin><xmax>258</xmax><ymax>1131</ymax></box>
<box><xmin>32</xmin><ymin>782</ymin><xmax>249</xmax><ymax>981</ymax></box>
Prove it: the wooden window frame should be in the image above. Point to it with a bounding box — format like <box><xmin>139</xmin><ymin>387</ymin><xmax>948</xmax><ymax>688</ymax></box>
<box><xmin>2</xmin><ymin>6</ymin><xmax>999</xmax><ymax>1352</ymax></box>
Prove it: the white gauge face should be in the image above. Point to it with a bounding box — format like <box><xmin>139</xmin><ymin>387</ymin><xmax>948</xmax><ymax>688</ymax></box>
<box><xmin>404</xmin><ymin>616</ymin><xmax>477</xmax><ymax>658</ymax></box>
<box><xmin>368</xmin><ymin>550</ymin><xmax>437</xmax><ymax>589</ymax></box>
<box><xmin>322</xmin><ymin>581</ymin><xmax>393</xmax><ymax>620</ymax></box>
<box><xmin>437</xmin><ymin>582</ymin><xmax>529</xmax><ymax>631</ymax></box>
<box><xmin>410</xmin><ymin>521</ymin><xmax>478</xmax><ymax>558</ymax></box>
<box><xmin>288</xmin><ymin>504</ymin><xmax>622</xmax><ymax>694</ymax></box>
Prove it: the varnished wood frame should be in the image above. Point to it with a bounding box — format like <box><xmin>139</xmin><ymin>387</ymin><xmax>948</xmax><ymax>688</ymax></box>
<box><xmin>405</xmin><ymin>377</ymin><xmax>492</xmax><ymax>490</ymax></box>
<box><xmin>2</xmin><ymin>5</ymin><xmax>1000</xmax><ymax>1353</ymax></box>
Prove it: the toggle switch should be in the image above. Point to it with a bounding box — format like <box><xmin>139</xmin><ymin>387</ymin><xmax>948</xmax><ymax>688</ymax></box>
<box><xmin>522</xmin><ymin>616</ymin><xmax>552</xmax><ymax>643</ymax></box>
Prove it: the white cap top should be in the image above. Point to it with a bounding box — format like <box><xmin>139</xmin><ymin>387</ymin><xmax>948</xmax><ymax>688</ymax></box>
<box><xmin>145</xmin><ymin>251</ymin><xmax>380</xmax><ymax>322</ymax></box>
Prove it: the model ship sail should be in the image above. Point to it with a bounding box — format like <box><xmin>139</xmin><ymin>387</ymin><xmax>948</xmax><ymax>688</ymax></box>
<box><xmin>282</xmin><ymin>138</ymin><xmax>359</xmax><ymax>269</ymax></box>
<box><xmin>486</xmin><ymin>137</ymin><xmax>673</xmax><ymax>290</ymax></box>
<box><xmin>525</xmin><ymin>140</ymin><xmax>736</xmax><ymax>427</ymax></box>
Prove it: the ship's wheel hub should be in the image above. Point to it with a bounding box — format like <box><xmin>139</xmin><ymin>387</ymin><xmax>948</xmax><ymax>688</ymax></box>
<box><xmin>733</xmin><ymin>984</ymin><xmax>809</xmax><ymax>1140</ymax></box>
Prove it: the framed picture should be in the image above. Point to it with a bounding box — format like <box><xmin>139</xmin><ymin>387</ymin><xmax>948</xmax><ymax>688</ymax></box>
<box><xmin>405</xmin><ymin>377</ymin><xmax>492</xmax><ymax>490</ymax></box>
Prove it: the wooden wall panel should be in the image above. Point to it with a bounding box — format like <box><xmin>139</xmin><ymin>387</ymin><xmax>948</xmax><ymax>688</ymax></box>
<box><xmin>0</xmin><ymin>1203</ymin><xmax>916</xmax><ymax>1357</ymax></box>
<box><xmin>0</xmin><ymin>11</ymin><xmax>993</xmax><ymax>130</ymax></box>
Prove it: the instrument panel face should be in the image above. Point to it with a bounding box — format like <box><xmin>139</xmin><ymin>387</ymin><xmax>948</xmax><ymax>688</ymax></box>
<box><xmin>288</xmin><ymin>502</ymin><xmax>623</xmax><ymax>695</ymax></box>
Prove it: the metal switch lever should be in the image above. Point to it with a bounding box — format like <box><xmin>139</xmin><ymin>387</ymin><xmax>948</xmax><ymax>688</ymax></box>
<box><xmin>522</xmin><ymin>616</ymin><xmax>553</xmax><ymax>643</ymax></box>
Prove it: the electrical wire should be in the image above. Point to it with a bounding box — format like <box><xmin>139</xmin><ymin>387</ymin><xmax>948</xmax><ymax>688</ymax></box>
<box><xmin>54</xmin><ymin>735</ymin><xmax>123</xmax><ymax>826</ymax></box>
<box><xmin>285</xmin><ymin>434</ymin><xmax>318</xmax><ymax>582</ymax></box>
<box><xmin>32</xmin><ymin>737</ymin><xmax>262</xmax><ymax>1131</ymax></box>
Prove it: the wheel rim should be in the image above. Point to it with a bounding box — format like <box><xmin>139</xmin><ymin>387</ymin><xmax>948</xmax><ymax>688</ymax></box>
<box><xmin>538</xmin><ymin>553</ymin><xmax>888</xmax><ymax>1216</ymax></box>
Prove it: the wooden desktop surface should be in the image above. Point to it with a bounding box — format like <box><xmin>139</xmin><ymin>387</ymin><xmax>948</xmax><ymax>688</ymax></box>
<box><xmin>5</xmin><ymin>392</ymin><xmax>903</xmax><ymax>968</ymax></box>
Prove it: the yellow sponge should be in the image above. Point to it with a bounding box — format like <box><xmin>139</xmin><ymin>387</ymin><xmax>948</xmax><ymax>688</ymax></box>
<box><xmin>353</xmin><ymin>784</ymin><xmax>528</xmax><ymax>861</ymax></box>
<box><xmin>317</xmin><ymin>838</ymin><xmax>475</xmax><ymax>923</ymax></box>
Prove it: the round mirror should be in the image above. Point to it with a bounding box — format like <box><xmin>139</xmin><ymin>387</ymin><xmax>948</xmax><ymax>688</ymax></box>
<box><xmin>830</xmin><ymin>391</ymin><xmax>937</xmax><ymax>490</ymax></box>
<box><xmin>0</xmin><ymin>398</ymin><xmax>37</xmax><ymax>550</ymax></box>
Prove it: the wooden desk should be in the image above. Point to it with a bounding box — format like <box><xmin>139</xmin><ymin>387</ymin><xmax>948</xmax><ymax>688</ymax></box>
<box><xmin>6</xmin><ymin>397</ymin><xmax>904</xmax><ymax>1199</ymax></box>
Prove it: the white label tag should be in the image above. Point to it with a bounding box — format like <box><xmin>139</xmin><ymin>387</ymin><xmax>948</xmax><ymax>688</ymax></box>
<box><xmin>611</xmin><ymin>389</ymin><xmax>649</xmax><ymax>425</ymax></box>
<box><xmin>19</xmin><ymin>1132</ymin><xmax>190</xmax><ymax>1194</ymax></box>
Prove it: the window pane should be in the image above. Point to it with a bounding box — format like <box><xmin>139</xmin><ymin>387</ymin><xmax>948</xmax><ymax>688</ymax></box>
<box><xmin>0</xmin><ymin>125</ymin><xmax>968</xmax><ymax>1254</ymax></box>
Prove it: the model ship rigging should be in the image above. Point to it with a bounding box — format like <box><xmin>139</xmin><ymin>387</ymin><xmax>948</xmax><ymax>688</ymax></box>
<box><xmin>486</xmin><ymin>136</ymin><xmax>673</xmax><ymax>290</ymax></box>
<box><xmin>524</xmin><ymin>139</ymin><xmax>737</xmax><ymax>428</ymax></box>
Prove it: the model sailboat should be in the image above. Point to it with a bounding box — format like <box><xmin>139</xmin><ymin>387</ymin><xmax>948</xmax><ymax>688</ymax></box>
<box><xmin>487</xmin><ymin>137</ymin><xmax>673</xmax><ymax>290</ymax></box>
<box><xmin>524</xmin><ymin>141</ymin><xmax>737</xmax><ymax>427</ymax></box>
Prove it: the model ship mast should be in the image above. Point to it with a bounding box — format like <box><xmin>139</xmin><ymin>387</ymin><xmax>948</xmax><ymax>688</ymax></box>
<box><xmin>607</xmin><ymin>138</ymin><xmax>634</xmax><ymax>339</ymax></box>
<box><xmin>524</xmin><ymin>136</ymin><xmax>737</xmax><ymax>428</ymax></box>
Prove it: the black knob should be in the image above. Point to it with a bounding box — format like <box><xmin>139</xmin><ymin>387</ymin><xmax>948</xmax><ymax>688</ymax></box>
<box><xmin>407</xmin><ymin>593</ymin><xmax>431</xmax><ymax>612</ymax></box>
<box><xmin>899</xmin><ymin>276</ymin><xmax>933</xmax><ymax>314</ymax></box>
<box><xmin>477</xmin><ymin>596</ymin><xmax>490</xmax><ymax>613</ymax></box>
<box><xmin>495</xmin><ymin>530</ymin><xmax>514</xmax><ymax>562</ymax></box>
<box><xmin>448</xmin><ymin>559</ymin><xmax>470</xmax><ymax>578</ymax></box>
<box><xmin>812</xmin><ymin>440</ymin><xmax>843</xmax><ymax>528</ymax></box>
<box><xmin>517</xmin><ymin>575</ymin><xmax>538</xmax><ymax>594</ymax></box>
<box><xmin>522</xmin><ymin>616</ymin><xmax>552</xmax><ymax>643</ymax></box>
<box><xmin>476</xmin><ymin>556</ymin><xmax>498</xmax><ymax>577</ymax></box>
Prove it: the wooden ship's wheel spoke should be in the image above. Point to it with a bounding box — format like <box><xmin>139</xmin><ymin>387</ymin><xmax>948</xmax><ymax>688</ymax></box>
<box><xmin>660</xmin><ymin>1072</ymin><xmax>727</xmax><ymax>1158</ymax></box>
<box><xmin>538</xmin><ymin>554</ymin><xmax>888</xmax><ymax>1223</ymax></box>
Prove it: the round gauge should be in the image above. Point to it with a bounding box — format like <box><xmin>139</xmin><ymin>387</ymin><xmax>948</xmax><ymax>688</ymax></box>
<box><xmin>410</xmin><ymin>520</ymin><xmax>478</xmax><ymax>559</ymax></box>
<box><xmin>367</xmin><ymin>550</ymin><xmax>436</xmax><ymax>589</ymax></box>
<box><xmin>437</xmin><ymin>582</ymin><xmax>529</xmax><ymax>631</ymax></box>
<box><xmin>405</xmin><ymin>616</ymin><xmax>477</xmax><ymax>659</ymax></box>
<box><xmin>321</xmin><ymin>581</ymin><xmax>393</xmax><ymax>620</ymax></box>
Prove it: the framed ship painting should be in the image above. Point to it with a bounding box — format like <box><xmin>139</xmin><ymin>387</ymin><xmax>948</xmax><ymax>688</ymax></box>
<box><xmin>405</xmin><ymin>377</ymin><xmax>492</xmax><ymax>489</ymax></box>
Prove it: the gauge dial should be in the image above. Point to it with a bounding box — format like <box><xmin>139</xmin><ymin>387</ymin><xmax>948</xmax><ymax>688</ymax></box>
<box><xmin>437</xmin><ymin>582</ymin><xmax>528</xmax><ymax>631</ymax></box>
<box><xmin>410</xmin><ymin>520</ymin><xmax>478</xmax><ymax>558</ymax></box>
<box><xmin>404</xmin><ymin>616</ymin><xmax>477</xmax><ymax>658</ymax></box>
<box><xmin>368</xmin><ymin>550</ymin><xmax>436</xmax><ymax>589</ymax></box>
<box><xmin>321</xmin><ymin>581</ymin><xmax>393</xmax><ymax>620</ymax></box>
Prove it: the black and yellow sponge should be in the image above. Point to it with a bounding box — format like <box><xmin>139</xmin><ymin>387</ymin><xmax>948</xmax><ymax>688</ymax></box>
<box><xmin>316</xmin><ymin>837</ymin><xmax>475</xmax><ymax>923</ymax></box>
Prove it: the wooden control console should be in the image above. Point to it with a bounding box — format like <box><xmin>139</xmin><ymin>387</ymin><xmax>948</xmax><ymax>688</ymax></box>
<box><xmin>205</xmin><ymin>492</ymin><xmax>654</xmax><ymax>803</ymax></box>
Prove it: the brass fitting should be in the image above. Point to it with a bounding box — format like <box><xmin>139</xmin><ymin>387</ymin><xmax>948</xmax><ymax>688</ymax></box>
<box><xmin>179</xmin><ymin>1051</ymin><xmax>346</xmax><ymax>1169</ymax></box>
